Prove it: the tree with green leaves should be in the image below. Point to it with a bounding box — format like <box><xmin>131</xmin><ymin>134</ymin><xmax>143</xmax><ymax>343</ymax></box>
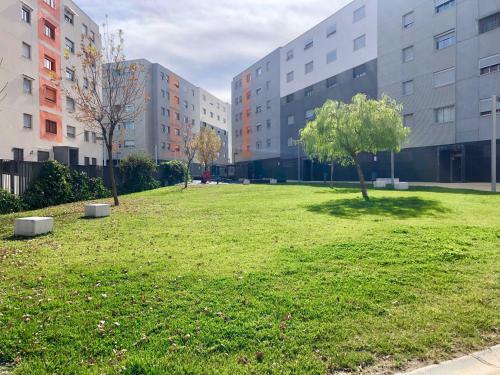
<box><xmin>196</xmin><ymin>127</ymin><xmax>221</xmax><ymax>172</ymax></box>
<box><xmin>300</xmin><ymin>94</ymin><xmax>409</xmax><ymax>201</ymax></box>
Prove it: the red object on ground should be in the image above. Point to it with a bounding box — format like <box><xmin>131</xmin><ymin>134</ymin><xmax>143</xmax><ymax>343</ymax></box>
<box><xmin>201</xmin><ymin>171</ymin><xmax>211</xmax><ymax>184</ymax></box>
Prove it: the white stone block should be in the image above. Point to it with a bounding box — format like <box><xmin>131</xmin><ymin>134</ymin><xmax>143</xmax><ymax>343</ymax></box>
<box><xmin>85</xmin><ymin>204</ymin><xmax>111</xmax><ymax>218</ymax></box>
<box><xmin>14</xmin><ymin>217</ymin><xmax>53</xmax><ymax>237</ymax></box>
<box><xmin>373</xmin><ymin>181</ymin><xmax>387</xmax><ymax>188</ymax></box>
<box><xmin>243</xmin><ymin>179</ymin><xmax>251</xmax><ymax>185</ymax></box>
<box><xmin>394</xmin><ymin>182</ymin><xmax>409</xmax><ymax>190</ymax></box>
<box><xmin>376</xmin><ymin>178</ymin><xmax>399</xmax><ymax>184</ymax></box>
<box><xmin>270</xmin><ymin>179</ymin><xmax>278</xmax><ymax>185</ymax></box>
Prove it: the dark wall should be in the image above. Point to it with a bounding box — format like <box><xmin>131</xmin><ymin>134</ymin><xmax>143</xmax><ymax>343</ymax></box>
<box><xmin>280</xmin><ymin>59</ymin><xmax>378</xmax><ymax>160</ymax></box>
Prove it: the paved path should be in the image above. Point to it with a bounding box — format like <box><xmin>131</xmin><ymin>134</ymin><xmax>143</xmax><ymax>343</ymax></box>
<box><xmin>399</xmin><ymin>345</ymin><xmax>500</xmax><ymax>375</ymax></box>
<box><xmin>409</xmin><ymin>182</ymin><xmax>497</xmax><ymax>192</ymax></box>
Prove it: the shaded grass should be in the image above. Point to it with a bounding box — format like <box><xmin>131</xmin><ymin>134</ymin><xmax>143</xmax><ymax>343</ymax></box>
<box><xmin>0</xmin><ymin>184</ymin><xmax>499</xmax><ymax>374</ymax></box>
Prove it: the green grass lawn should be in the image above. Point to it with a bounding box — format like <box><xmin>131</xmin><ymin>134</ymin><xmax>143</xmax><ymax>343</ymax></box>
<box><xmin>0</xmin><ymin>184</ymin><xmax>499</xmax><ymax>374</ymax></box>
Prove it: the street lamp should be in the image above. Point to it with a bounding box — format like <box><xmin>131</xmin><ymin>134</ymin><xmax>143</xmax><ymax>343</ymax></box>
<box><xmin>492</xmin><ymin>95</ymin><xmax>497</xmax><ymax>193</ymax></box>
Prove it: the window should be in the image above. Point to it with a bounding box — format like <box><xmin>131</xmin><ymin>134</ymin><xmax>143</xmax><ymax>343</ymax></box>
<box><xmin>402</xmin><ymin>80</ymin><xmax>414</xmax><ymax>96</ymax></box>
<box><xmin>203</xmin><ymin>108</ymin><xmax>207</xmax><ymax>115</ymax></box>
<box><xmin>403</xmin><ymin>46</ymin><xmax>414</xmax><ymax>62</ymax></box>
<box><xmin>90</xmin><ymin>31</ymin><xmax>95</xmax><ymax>42</ymax></box>
<box><xmin>304</xmin><ymin>39</ymin><xmax>314</xmax><ymax>50</ymax></box>
<box><xmin>266</xmin><ymin>139</ymin><xmax>271</xmax><ymax>148</ymax></box>
<box><xmin>403</xmin><ymin>11</ymin><xmax>415</xmax><ymax>29</ymax></box>
<box><xmin>433</xmin><ymin>67</ymin><xmax>455</xmax><ymax>87</ymax></box>
<box><xmin>256</xmin><ymin>141</ymin><xmax>262</xmax><ymax>150</ymax></box>
<box><xmin>65</xmin><ymin>68</ymin><xmax>75</xmax><ymax>81</ymax></box>
<box><xmin>286</xmin><ymin>93</ymin><xmax>294</xmax><ymax>103</ymax></box>
<box><xmin>83</xmin><ymin>78</ymin><xmax>89</xmax><ymax>89</ymax></box>
<box><xmin>326</xmin><ymin>24</ymin><xmax>337</xmax><ymax>38</ymax></box>
<box><xmin>327</xmin><ymin>75</ymin><xmax>338</xmax><ymax>88</ymax></box>
<box><xmin>266</xmin><ymin>119</ymin><xmax>271</xmax><ymax>128</ymax></box>
<box><xmin>256</xmin><ymin>106</ymin><xmax>262</xmax><ymax>113</ymax></box>
<box><xmin>287</xmin><ymin>71</ymin><xmax>294</xmax><ymax>83</ymax></box>
<box><xmin>82</xmin><ymin>23</ymin><xmax>88</xmax><ymax>36</ymax></box>
<box><xmin>125</xmin><ymin>104</ymin><xmax>134</xmax><ymax>112</ymax></box>
<box><xmin>64</xmin><ymin>8</ymin><xmax>74</xmax><ymax>24</ymax></box>
<box><xmin>305</xmin><ymin>109</ymin><xmax>315</xmax><ymax>121</ymax></box>
<box><xmin>22</xmin><ymin>42</ymin><xmax>31</xmax><ymax>59</ymax></box>
<box><xmin>326</xmin><ymin>50</ymin><xmax>337</xmax><ymax>64</ymax></box>
<box><xmin>12</xmin><ymin>148</ymin><xmax>24</xmax><ymax>161</ymax></box>
<box><xmin>246</xmin><ymin>73</ymin><xmax>251</xmax><ymax>82</ymax></box>
<box><xmin>256</xmin><ymin>67</ymin><xmax>263</xmax><ymax>76</ymax></box>
<box><xmin>66</xmin><ymin>96</ymin><xmax>75</xmax><ymax>112</ymax></box>
<box><xmin>44</xmin><ymin>56</ymin><xmax>55</xmax><ymax>71</ymax></box>
<box><xmin>67</xmin><ymin>125</ymin><xmax>75</xmax><ymax>138</ymax></box>
<box><xmin>287</xmin><ymin>115</ymin><xmax>295</xmax><ymax>125</ymax></box>
<box><xmin>21</xmin><ymin>5</ymin><xmax>31</xmax><ymax>24</ymax></box>
<box><xmin>288</xmin><ymin>137</ymin><xmax>294</xmax><ymax>147</ymax></box>
<box><xmin>45</xmin><ymin>86</ymin><xmax>57</xmax><ymax>103</ymax></box>
<box><xmin>266</xmin><ymin>100</ymin><xmax>271</xmax><ymax>110</ymax></box>
<box><xmin>435</xmin><ymin>30</ymin><xmax>456</xmax><ymax>50</ymax></box>
<box><xmin>43</xmin><ymin>21</ymin><xmax>55</xmax><ymax>40</ymax></box>
<box><xmin>183</xmin><ymin>100</ymin><xmax>188</xmax><ymax>109</ymax></box>
<box><xmin>23</xmin><ymin>113</ymin><xmax>32</xmax><ymax>128</ymax></box>
<box><xmin>434</xmin><ymin>105</ymin><xmax>455</xmax><ymax>123</ymax></box>
<box><xmin>46</xmin><ymin>120</ymin><xmax>57</xmax><ymax>134</ymax></box>
<box><xmin>353</xmin><ymin>5</ymin><xmax>366</xmax><ymax>23</ymax></box>
<box><xmin>481</xmin><ymin>63</ymin><xmax>500</xmax><ymax>75</ymax></box>
<box><xmin>354</xmin><ymin>35</ymin><xmax>366</xmax><ymax>51</ymax></box>
<box><xmin>266</xmin><ymin>61</ymin><xmax>271</xmax><ymax>71</ymax></box>
<box><xmin>305</xmin><ymin>86</ymin><xmax>314</xmax><ymax>97</ymax></box>
<box><xmin>435</xmin><ymin>0</ymin><xmax>455</xmax><ymax>14</ymax></box>
<box><xmin>305</xmin><ymin>61</ymin><xmax>314</xmax><ymax>74</ymax></box>
<box><xmin>65</xmin><ymin>38</ymin><xmax>75</xmax><ymax>54</ymax></box>
<box><xmin>266</xmin><ymin>81</ymin><xmax>271</xmax><ymax>90</ymax></box>
<box><xmin>256</xmin><ymin>123</ymin><xmax>262</xmax><ymax>132</ymax></box>
<box><xmin>92</xmin><ymin>158</ymin><xmax>97</xmax><ymax>166</ymax></box>
<box><xmin>124</xmin><ymin>140</ymin><xmax>135</xmax><ymax>148</ymax></box>
<box><xmin>353</xmin><ymin>64</ymin><xmax>367</xmax><ymax>79</ymax></box>
<box><xmin>84</xmin><ymin>130</ymin><xmax>89</xmax><ymax>142</ymax></box>
<box><xmin>256</xmin><ymin>88</ymin><xmax>262</xmax><ymax>96</ymax></box>
<box><xmin>479</xmin><ymin>11</ymin><xmax>500</xmax><ymax>34</ymax></box>
<box><xmin>403</xmin><ymin>114</ymin><xmax>414</xmax><ymax>127</ymax></box>
<box><xmin>23</xmin><ymin>77</ymin><xmax>32</xmax><ymax>94</ymax></box>
<box><xmin>479</xmin><ymin>97</ymin><xmax>500</xmax><ymax>116</ymax></box>
<box><xmin>43</xmin><ymin>0</ymin><xmax>55</xmax><ymax>8</ymax></box>
<box><xmin>175</xmin><ymin>129</ymin><xmax>181</xmax><ymax>136</ymax></box>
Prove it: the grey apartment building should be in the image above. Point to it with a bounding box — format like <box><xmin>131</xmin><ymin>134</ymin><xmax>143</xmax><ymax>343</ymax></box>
<box><xmin>231</xmin><ymin>0</ymin><xmax>500</xmax><ymax>182</ymax></box>
<box><xmin>111</xmin><ymin>59</ymin><xmax>230</xmax><ymax>167</ymax></box>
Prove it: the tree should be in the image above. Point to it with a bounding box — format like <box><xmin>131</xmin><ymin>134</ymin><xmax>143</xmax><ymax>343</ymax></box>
<box><xmin>63</xmin><ymin>31</ymin><xmax>147</xmax><ymax>206</ymax></box>
<box><xmin>195</xmin><ymin>127</ymin><xmax>221</xmax><ymax>172</ymax></box>
<box><xmin>0</xmin><ymin>57</ymin><xmax>7</xmax><ymax>103</ymax></box>
<box><xmin>180</xmin><ymin>121</ymin><xmax>198</xmax><ymax>188</ymax></box>
<box><xmin>300</xmin><ymin>94</ymin><xmax>409</xmax><ymax>201</ymax></box>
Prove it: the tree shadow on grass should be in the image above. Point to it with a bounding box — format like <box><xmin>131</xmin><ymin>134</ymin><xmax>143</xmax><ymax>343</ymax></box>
<box><xmin>307</xmin><ymin>196</ymin><xmax>451</xmax><ymax>219</ymax></box>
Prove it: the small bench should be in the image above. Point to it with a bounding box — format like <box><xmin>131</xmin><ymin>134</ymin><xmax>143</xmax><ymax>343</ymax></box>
<box><xmin>394</xmin><ymin>182</ymin><xmax>409</xmax><ymax>190</ymax></box>
<box><xmin>373</xmin><ymin>181</ymin><xmax>387</xmax><ymax>188</ymax></box>
<box><xmin>14</xmin><ymin>217</ymin><xmax>53</xmax><ymax>237</ymax></box>
<box><xmin>270</xmin><ymin>179</ymin><xmax>278</xmax><ymax>185</ymax></box>
<box><xmin>243</xmin><ymin>179</ymin><xmax>251</xmax><ymax>185</ymax></box>
<box><xmin>85</xmin><ymin>204</ymin><xmax>111</xmax><ymax>218</ymax></box>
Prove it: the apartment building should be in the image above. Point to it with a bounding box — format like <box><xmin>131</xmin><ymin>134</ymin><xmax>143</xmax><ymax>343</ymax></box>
<box><xmin>0</xmin><ymin>0</ymin><xmax>103</xmax><ymax>165</ymax></box>
<box><xmin>378</xmin><ymin>0</ymin><xmax>500</xmax><ymax>182</ymax></box>
<box><xmin>232</xmin><ymin>0</ymin><xmax>500</xmax><ymax>182</ymax></box>
<box><xmin>111</xmin><ymin>59</ymin><xmax>230</xmax><ymax>166</ymax></box>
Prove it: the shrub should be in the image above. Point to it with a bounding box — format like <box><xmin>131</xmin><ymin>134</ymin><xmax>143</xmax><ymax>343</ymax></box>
<box><xmin>0</xmin><ymin>189</ymin><xmax>23</xmax><ymax>214</ymax></box>
<box><xmin>22</xmin><ymin>161</ymin><xmax>111</xmax><ymax>210</ymax></box>
<box><xmin>119</xmin><ymin>154</ymin><xmax>160</xmax><ymax>193</ymax></box>
<box><xmin>22</xmin><ymin>161</ymin><xmax>73</xmax><ymax>209</ymax></box>
<box><xmin>159</xmin><ymin>160</ymin><xmax>187</xmax><ymax>186</ymax></box>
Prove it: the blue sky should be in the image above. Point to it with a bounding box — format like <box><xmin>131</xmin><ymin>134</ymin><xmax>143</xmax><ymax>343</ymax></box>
<box><xmin>78</xmin><ymin>0</ymin><xmax>351</xmax><ymax>102</ymax></box>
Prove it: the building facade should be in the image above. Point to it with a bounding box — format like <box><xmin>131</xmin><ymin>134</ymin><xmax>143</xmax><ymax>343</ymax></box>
<box><xmin>112</xmin><ymin>59</ymin><xmax>230</xmax><ymax>167</ymax></box>
<box><xmin>0</xmin><ymin>0</ymin><xmax>103</xmax><ymax>165</ymax></box>
<box><xmin>231</xmin><ymin>0</ymin><xmax>500</xmax><ymax>182</ymax></box>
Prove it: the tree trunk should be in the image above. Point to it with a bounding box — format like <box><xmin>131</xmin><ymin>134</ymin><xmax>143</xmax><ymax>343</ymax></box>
<box><xmin>184</xmin><ymin>160</ymin><xmax>191</xmax><ymax>189</ymax></box>
<box><xmin>354</xmin><ymin>155</ymin><xmax>369</xmax><ymax>201</ymax></box>
<box><xmin>330</xmin><ymin>161</ymin><xmax>335</xmax><ymax>188</ymax></box>
<box><xmin>107</xmin><ymin>145</ymin><xmax>119</xmax><ymax>206</ymax></box>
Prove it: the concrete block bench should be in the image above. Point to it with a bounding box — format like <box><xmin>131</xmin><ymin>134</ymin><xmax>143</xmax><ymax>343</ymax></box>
<box><xmin>243</xmin><ymin>179</ymin><xmax>251</xmax><ymax>185</ymax></box>
<box><xmin>85</xmin><ymin>204</ymin><xmax>111</xmax><ymax>218</ymax></box>
<box><xmin>14</xmin><ymin>217</ymin><xmax>53</xmax><ymax>237</ymax></box>
<box><xmin>394</xmin><ymin>182</ymin><xmax>409</xmax><ymax>190</ymax></box>
<box><xmin>376</xmin><ymin>178</ymin><xmax>400</xmax><ymax>184</ymax></box>
<box><xmin>270</xmin><ymin>179</ymin><xmax>278</xmax><ymax>185</ymax></box>
<box><xmin>373</xmin><ymin>181</ymin><xmax>387</xmax><ymax>188</ymax></box>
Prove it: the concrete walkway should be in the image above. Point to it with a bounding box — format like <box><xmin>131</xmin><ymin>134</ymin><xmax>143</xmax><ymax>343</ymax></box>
<box><xmin>399</xmin><ymin>345</ymin><xmax>500</xmax><ymax>375</ymax></box>
<box><xmin>409</xmin><ymin>182</ymin><xmax>497</xmax><ymax>192</ymax></box>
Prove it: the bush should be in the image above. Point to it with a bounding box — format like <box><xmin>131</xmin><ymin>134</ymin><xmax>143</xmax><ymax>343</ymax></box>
<box><xmin>22</xmin><ymin>161</ymin><xmax>111</xmax><ymax>210</ymax></box>
<box><xmin>0</xmin><ymin>189</ymin><xmax>23</xmax><ymax>214</ymax></box>
<box><xmin>159</xmin><ymin>160</ymin><xmax>187</xmax><ymax>186</ymax></box>
<box><xmin>119</xmin><ymin>154</ymin><xmax>160</xmax><ymax>193</ymax></box>
<box><xmin>22</xmin><ymin>161</ymin><xmax>73</xmax><ymax>209</ymax></box>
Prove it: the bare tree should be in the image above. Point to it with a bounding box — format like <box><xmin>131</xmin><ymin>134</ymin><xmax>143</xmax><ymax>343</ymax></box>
<box><xmin>63</xmin><ymin>30</ymin><xmax>147</xmax><ymax>206</ymax></box>
<box><xmin>196</xmin><ymin>127</ymin><xmax>222</xmax><ymax>172</ymax></box>
<box><xmin>180</xmin><ymin>121</ymin><xmax>198</xmax><ymax>188</ymax></box>
<box><xmin>0</xmin><ymin>57</ymin><xmax>7</xmax><ymax>103</ymax></box>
